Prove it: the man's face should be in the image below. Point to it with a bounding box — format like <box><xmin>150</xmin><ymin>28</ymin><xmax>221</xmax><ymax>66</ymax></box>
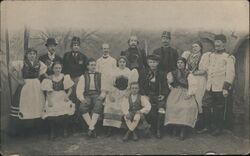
<box><xmin>72</xmin><ymin>43</ymin><xmax>80</xmax><ymax>52</ymax></box>
<box><xmin>177</xmin><ymin>60</ymin><xmax>185</xmax><ymax>70</ymax></box>
<box><xmin>27</xmin><ymin>51</ymin><xmax>37</xmax><ymax>62</ymax></box>
<box><xmin>102</xmin><ymin>44</ymin><xmax>110</xmax><ymax>56</ymax></box>
<box><xmin>130</xmin><ymin>84</ymin><xmax>139</xmax><ymax>95</ymax></box>
<box><xmin>47</xmin><ymin>44</ymin><xmax>56</xmax><ymax>54</ymax></box>
<box><xmin>161</xmin><ymin>37</ymin><xmax>170</xmax><ymax>47</ymax></box>
<box><xmin>147</xmin><ymin>59</ymin><xmax>159</xmax><ymax>70</ymax></box>
<box><xmin>214</xmin><ymin>40</ymin><xmax>225</xmax><ymax>51</ymax></box>
<box><xmin>87</xmin><ymin>61</ymin><xmax>96</xmax><ymax>72</ymax></box>
<box><xmin>128</xmin><ymin>36</ymin><xmax>138</xmax><ymax>48</ymax></box>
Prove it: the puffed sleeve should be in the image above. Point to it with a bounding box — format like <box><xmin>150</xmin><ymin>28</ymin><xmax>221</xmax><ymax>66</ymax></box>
<box><xmin>181</xmin><ymin>50</ymin><xmax>191</xmax><ymax>60</ymax></box>
<box><xmin>63</xmin><ymin>74</ymin><xmax>74</xmax><ymax>90</ymax></box>
<box><xmin>39</xmin><ymin>61</ymin><xmax>47</xmax><ymax>75</ymax></box>
<box><xmin>121</xmin><ymin>97</ymin><xmax>129</xmax><ymax>115</ymax></box>
<box><xmin>167</xmin><ymin>72</ymin><xmax>174</xmax><ymax>84</ymax></box>
<box><xmin>11</xmin><ymin>60</ymin><xmax>24</xmax><ymax>72</ymax></box>
<box><xmin>129</xmin><ymin>68</ymin><xmax>139</xmax><ymax>83</ymax></box>
<box><xmin>223</xmin><ymin>55</ymin><xmax>235</xmax><ymax>90</ymax></box>
<box><xmin>76</xmin><ymin>75</ymin><xmax>85</xmax><ymax>101</ymax></box>
<box><xmin>41</xmin><ymin>79</ymin><xmax>53</xmax><ymax>91</ymax></box>
<box><xmin>139</xmin><ymin>96</ymin><xmax>151</xmax><ymax>114</ymax></box>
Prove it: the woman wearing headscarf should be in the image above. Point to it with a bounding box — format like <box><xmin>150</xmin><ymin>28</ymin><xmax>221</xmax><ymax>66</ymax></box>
<box><xmin>8</xmin><ymin>48</ymin><xmax>47</xmax><ymax>135</ymax></box>
<box><xmin>164</xmin><ymin>57</ymin><xmax>198</xmax><ymax>140</ymax></box>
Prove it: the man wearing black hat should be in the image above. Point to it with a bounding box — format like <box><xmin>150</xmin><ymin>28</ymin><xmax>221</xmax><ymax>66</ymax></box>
<box><xmin>39</xmin><ymin>38</ymin><xmax>62</xmax><ymax>79</ymax></box>
<box><xmin>62</xmin><ymin>36</ymin><xmax>88</xmax><ymax>131</ymax></box>
<box><xmin>153</xmin><ymin>31</ymin><xmax>179</xmax><ymax>74</ymax></box>
<box><xmin>198</xmin><ymin>34</ymin><xmax>235</xmax><ymax>136</ymax></box>
<box><xmin>120</xmin><ymin>35</ymin><xmax>148</xmax><ymax>94</ymax></box>
<box><xmin>144</xmin><ymin>54</ymin><xmax>170</xmax><ymax>138</ymax></box>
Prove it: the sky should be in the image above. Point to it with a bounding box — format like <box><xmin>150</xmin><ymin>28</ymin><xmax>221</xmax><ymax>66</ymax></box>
<box><xmin>1</xmin><ymin>0</ymin><xmax>249</xmax><ymax>33</ymax></box>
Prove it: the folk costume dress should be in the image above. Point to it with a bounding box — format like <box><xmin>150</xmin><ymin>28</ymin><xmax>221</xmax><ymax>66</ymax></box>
<box><xmin>182</xmin><ymin>51</ymin><xmax>206</xmax><ymax>113</ymax></box>
<box><xmin>164</xmin><ymin>69</ymin><xmax>198</xmax><ymax>128</ymax></box>
<box><xmin>41</xmin><ymin>74</ymin><xmax>75</xmax><ymax>119</ymax></box>
<box><xmin>103</xmin><ymin>67</ymin><xmax>139</xmax><ymax>128</ymax></box>
<box><xmin>9</xmin><ymin>60</ymin><xmax>47</xmax><ymax>134</ymax></box>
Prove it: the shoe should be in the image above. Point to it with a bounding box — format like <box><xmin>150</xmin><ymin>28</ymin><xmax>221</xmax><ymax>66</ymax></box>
<box><xmin>87</xmin><ymin>129</ymin><xmax>93</xmax><ymax>137</ymax></box>
<box><xmin>122</xmin><ymin>130</ymin><xmax>131</xmax><ymax>142</ymax></box>
<box><xmin>106</xmin><ymin>128</ymin><xmax>112</xmax><ymax>137</ymax></box>
<box><xmin>156</xmin><ymin>129</ymin><xmax>162</xmax><ymax>139</ymax></box>
<box><xmin>132</xmin><ymin>131</ymin><xmax>138</xmax><ymax>141</ymax></box>
<box><xmin>197</xmin><ymin>128</ymin><xmax>209</xmax><ymax>134</ymax></box>
<box><xmin>211</xmin><ymin>129</ymin><xmax>222</xmax><ymax>136</ymax></box>
<box><xmin>92</xmin><ymin>130</ymin><xmax>97</xmax><ymax>138</ymax></box>
<box><xmin>179</xmin><ymin>128</ymin><xmax>186</xmax><ymax>141</ymax></box>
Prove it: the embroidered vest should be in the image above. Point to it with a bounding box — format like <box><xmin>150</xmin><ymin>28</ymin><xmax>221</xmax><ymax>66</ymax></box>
<box><xmin>171</xmin><ymin>69</ymin><xmax>189</xmax><ymax>89</ymax></box>
<box><xmin>128</xmin><ymin>94</ymin><xmax>142</xmax><ymax>113</ymax></box>
<box><xmin>22</xmin><ymin>61</ymin><xmax>40</xmax><ymax>79</ymax></box>
<box><xmin>84</xmin><ymin>72</ymin><xmax>101</xmax><ymax>94</ymax></box>
<box><xmin>52</xmin><ymin>77</ymin><xmax>64</xmax><ymax>91</ymax></box>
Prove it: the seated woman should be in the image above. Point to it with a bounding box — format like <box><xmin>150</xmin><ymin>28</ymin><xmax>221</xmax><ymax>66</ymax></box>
<box><xmin>103</xmin><ymin>56</ymin><xmax>138</xmax><ymax>137</ymax></box>
<box><xmin>121</xmin><ymin>82</ymin><xmax>151</xmax><ymax>142</ymax></box>
<box><xmin>164</xmin><ymin>57</ymin><xmax>199</xmax><ymax>140</ymax></box>
<box><xmin>41</xmin><ymin>61</ymin><xmax>75</xmax><ymax>139</ymax></box>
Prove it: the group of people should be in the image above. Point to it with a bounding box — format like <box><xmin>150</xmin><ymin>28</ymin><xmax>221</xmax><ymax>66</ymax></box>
<box><xmin>8</xmin><ymin>31</ymin><xmax>235</xmax><ymax>142</ymax></box>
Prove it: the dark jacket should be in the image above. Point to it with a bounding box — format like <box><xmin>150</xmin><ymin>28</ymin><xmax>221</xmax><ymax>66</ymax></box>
<box><xmin>39</xmin><ymin>53</ymin><xmax>62</xmax><ymax>76</ymax></box>
<box><xmin>153</xmin><ymin>47</ymin><xmax>179</xmax><ymax>74</ymax></box>
<box><xmin>62</xmin><ymin>51</ymin><xmax>88</xmax><ymax>79</ymax></box>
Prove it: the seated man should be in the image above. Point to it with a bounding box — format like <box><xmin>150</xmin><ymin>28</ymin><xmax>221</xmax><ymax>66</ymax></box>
<box><xmin>76</xmin><ymin>58</ymin><xmax>106</xmax><ymax>138</ymax></box>
<box><xmin>121</xmin><ymin>82</ymin><xmax>151</xmax><ymax>141</ymax></box>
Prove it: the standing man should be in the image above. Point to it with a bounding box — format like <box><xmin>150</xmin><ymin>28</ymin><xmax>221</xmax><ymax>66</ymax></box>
<box><xmin>153</xmin><ymin>31</ymin><xmax>179</xmax><ymax>74</ymax></box>
<box><xmin>39</xmin><ymin>38</ymin><xmax>62</xmax><ymax>79</ymax></box>
<box><xmin>96</xmin><ymin>43</ymin><xmax>117</xmax><ymax>80</ymax></box>
<box><xmin>62</xmin><ymin>36</ymin><xmax>88</xmax><ymax>131</ymax></box>
<box><xmin>121</xmin><ymin>35</ymin><xmax>148</xmax><ymax>94</ymax></box>
<box><xmin>198</xmin><ymin>34</ymin><xmax>235</xmax><ymax>136</ymax></box>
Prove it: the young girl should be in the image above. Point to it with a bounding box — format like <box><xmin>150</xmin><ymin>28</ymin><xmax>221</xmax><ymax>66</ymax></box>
<box><xmin>164</xmin><ymin>57</ymin><xmax>198</xmax><ymax>140</ymax></box>
<box><xmin>41</xmin><ymin>61</ymin><xmax>75</xmax><ymax>139</ymax></box>
<box><xmin>103</xmin><ymin>56</ymin><xmax>138</xmax><ymax>137</ymax></box>
<box><xmin>9</xmin><ymin>48</ymin><xmax>47</xmax><ymax>135</ymax></box>
<box><xmin>121</xmin><ymin>82</ymin><xmax>151</xmax><ymax>141</ymax></box>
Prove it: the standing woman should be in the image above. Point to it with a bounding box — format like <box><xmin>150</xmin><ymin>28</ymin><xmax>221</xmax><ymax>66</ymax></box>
<box><xmin>181</xmin><ymin>41</ymin><xmax>206</xmax><ymax>114</ymax></box>
<box><xmin>164</xmin><ymin>57</ymin><xmax>198</xmax><ymax>140</ymax></box>
<box><xmin>41</xmin><ymin>61</ymin><xmax>75</xmax><ymax>139</ymax></box>
<box><xmin>8</xmin><ymin>48</ymin><xmax>47</xmax><ymax>136</ymax></box>
<box><xmin>103</xmin><ymin>56</ymin><xmax>138</xmax><ymax>136</ymax></box>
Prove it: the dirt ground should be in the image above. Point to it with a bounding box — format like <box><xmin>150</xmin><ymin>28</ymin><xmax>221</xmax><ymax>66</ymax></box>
<box><xmin>1</xmin><ymin>127</ymin><xmax>249</xmax><ymax>155</ymax></box>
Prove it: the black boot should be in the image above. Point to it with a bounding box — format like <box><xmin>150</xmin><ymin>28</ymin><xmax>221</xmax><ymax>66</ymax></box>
<box><xmin>123</xmin><ymin>130</ymin><xmax>131</xmax><ymax>142</ymax></box>
<box><xmin>211</xmin><ymin>107</ymin><xmax>224</xmax><ymax>136</ymax></box>
<box><xmin>156</xmin><ymin>113</ymin><xmax>165</xmax><ymax>139</ymax></box>
<box><xmin>106</xmin><ymin>127</ymin><xmax>113</xmax><ymax>137</ymax></box>
<box><xmin>49</xmin><ymin>122</ymin><xmax>56</xmax><ymax>140</ymax></box>
<box><xmin>132</xmin><ymin>131</ymin><xmax>139</xmax><ymax>141</ymax></box>
<box><xmin>179</xmin><ymin>126</ymin><xmax>186</xmax><ymax>141</ymax></box>
<box><xmin>197</xmin><ymin>107</ymin><xmax>211</xmax><ymax>134</ymax></box>
<box><xmin>63</xmin><ymin>123</ymin><xmax>69</xmax><ymax>138</ymax></box>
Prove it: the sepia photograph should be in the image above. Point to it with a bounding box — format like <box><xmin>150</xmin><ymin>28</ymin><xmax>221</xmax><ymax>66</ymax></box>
<box><xmin>0</xmin><ymin>0</ymin><xmax>249</xmax><ymax>155</ymax></box>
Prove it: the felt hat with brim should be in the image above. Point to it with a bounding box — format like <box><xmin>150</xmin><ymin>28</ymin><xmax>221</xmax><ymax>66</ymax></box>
<box><xmin>45</xmin><ymin>38</ymin><xmax>57</xmax><ymax>46</ymax></box>
<box><xmin>147</xmin><ymin>54</ymin><xmax>160</xmax><ymax>61</ymax></box>
<box><xmin>161</xmin><ymin>31</ymin><xmax>171</xmax><ymax>39</ymax></box>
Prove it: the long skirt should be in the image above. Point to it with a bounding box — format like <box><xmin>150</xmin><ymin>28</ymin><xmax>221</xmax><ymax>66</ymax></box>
<box><xmin>188</xmin><ymin>73</ymin><xmax>206</xmax><ymax>113</ymax></box>
<box><xmin>103</xmin><ymin>89</ymin><xmax>126</xmax><ymax>128</ymax></box>
<box><xmin>8</xmin><ymin>79</ymin><xmax>46</xmax><ymax>135</ymax></box>
<box><xmin>164</xmin><ymin>87</ymin><xmax>198</xmax><ymax>128</ymax></box>
<box><xmin>42</xmin><ymin>91</ymin><xmax>75</xmax><ymax>119</ymax></box>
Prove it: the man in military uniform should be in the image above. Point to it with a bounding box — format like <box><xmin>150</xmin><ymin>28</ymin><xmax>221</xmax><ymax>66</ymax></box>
<box><xmin>153</xmin><ymin>31</ymin><xmax>179</xmax><ymax>74</ymax></box>
<box><xmin>198</xmin><ymin>34</ymin><xmax>235</xmax><ymax>136</ymax></box>
<box><xmin>120</xmin><ymin>35</ymin><xmax>148</xmax><ymax>94</ymax></box>
<box><xmin>62</xmin><ymin>36</ymin><xmax>88</xmax><ymax>131</ymax></box>
<box><xmin>39</xmin><ymin>38</ymin><xmax>62</xmax><ymax>80</ymax></box>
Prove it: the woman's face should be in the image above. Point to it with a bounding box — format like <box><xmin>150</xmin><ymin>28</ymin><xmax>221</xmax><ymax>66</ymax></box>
<box><xmin>118</xmin><ymin>58</ymin><xmax>126</xmax><ymax>69</ymax></box>
<box><xmin>177</xmin><ymin>60</ymin><xmax>185</xmax><ymax>70</ymax></box>
<box><xmin>192</xmin><ymin>43</ymin><xmax>201</xmax><ymax>54</ymax></box>
<box><xmin>53</xmin><ymin>63</ymin><xmax>62</xmax><ymax>75</ymax></box>
<box><xmin>27</xmin><ymin>51</ymin><xmax>37</xmax><ymax>62</ymax></box>
<box><xmin>147</xmin><ymin>59</ymin><xmax>159</xmax><ymax>70</ymax></box>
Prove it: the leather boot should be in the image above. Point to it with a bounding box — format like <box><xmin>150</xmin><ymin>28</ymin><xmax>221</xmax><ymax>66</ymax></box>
<box><xmin>156</xmin><ymin>113</ymin><xmax>164</xmax><ymax>139</ymax></box>
<box><xmin>122</xmin><ymin>130</ymin><xmax>131</xmax><ymax>142</ymax></box>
